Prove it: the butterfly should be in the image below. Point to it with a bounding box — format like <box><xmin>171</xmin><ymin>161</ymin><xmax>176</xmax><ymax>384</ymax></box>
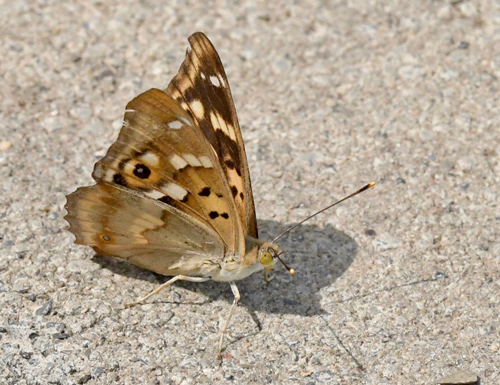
<box><xmin>65</xmin><ymin>32</ymin><xmax>375</xmax><ymax>358</ymax></box>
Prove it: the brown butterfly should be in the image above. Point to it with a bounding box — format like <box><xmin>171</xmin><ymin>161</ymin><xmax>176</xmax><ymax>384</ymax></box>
<box><xmin>65</xmin><ymin>32</ymin><xmax>374</xmax><ymax>358</ymax></box>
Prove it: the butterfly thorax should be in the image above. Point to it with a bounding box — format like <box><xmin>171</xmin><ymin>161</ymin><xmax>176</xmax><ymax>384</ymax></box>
<box><xmin>210</xmin><ymin>237</ymin><xmax>279</xmax><ymax>282</ymax></box>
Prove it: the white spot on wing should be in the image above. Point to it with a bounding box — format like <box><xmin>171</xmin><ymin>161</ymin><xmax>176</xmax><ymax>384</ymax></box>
<box><xmin>226</xmin><ymin>123</ymin><xmax>236</xmax><ymax>141</ymax></box>
<box><xmin>143</xmin><ymin>189</ymin><xmax>165</xmax><ymax>199</ymax></box>
<box><xmin>210</xmin><ymin>111</ymin><xmax>236</xmax><ymax>141</ymax></box>
<box><xmin>170</xmin><ymin>154</ymin><xmax>188</xmax><ymax>170</ymax></box>
<box><xmin>104</xmin><ymin>168</ymin><xmax>114</xmax><ymax>182</ymax></box>
<box><xmin>210</xmin><ymin>111</ymin><xmax>222</xmax><ymax>131</ymax></box>
<box><xmin>200</xmin><ymin>72</ymin><xmax>206</xmax><ymax>79</ymax></box>
<box><xmin>125</xmin><ymin>109</ymin><xmax>135</xmax><ymax>113</ymax></box>
<box><xmin>180</xmin><ymin>117</ymin><xmax>192</xmax><ymax>127</ymax></box>
<box><xmin>199</xmin><ymin>156</ymin><xmax>213</xmax><ymax>168</ymax></box>
<box><xmin>162</xmin><ymin>183</ymin><xmax>188</xmax><ymax>201</ymax></box>
<box><xmin>191</xmin><ymin>100</ymin><xmax>205</xmax><ymax>118</ymax></box>
<box><xmin>168</xmin><ymin>120</ymin><xmax>183</xmax><ymax>130</ymax></box>
<box><xmin>140</xmin><ymin>152</ymin><xmax>160</xmax><ymax>167</ymax></box>
<box><xmin>210</xmin><ymin>76</ymin><xmax>221</xmax><ymax>87</ymax></box>
<box><xmin>183</xmin><ymin>154</ymin><xmax>202</xmax><ymax>167</ymax></box>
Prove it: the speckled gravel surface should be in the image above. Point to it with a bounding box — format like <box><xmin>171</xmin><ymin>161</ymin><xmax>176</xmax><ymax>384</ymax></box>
<box><xmin>1</xmin><ymin>1</ymin><xmax>499</xmax><ymax>384</ymax></box>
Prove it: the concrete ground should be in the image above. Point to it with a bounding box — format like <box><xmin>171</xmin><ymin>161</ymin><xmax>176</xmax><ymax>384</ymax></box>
<box><xmin>1</xmin><ymin>0</ymin><xmax>499</xmax><ymax>384</ymax></box>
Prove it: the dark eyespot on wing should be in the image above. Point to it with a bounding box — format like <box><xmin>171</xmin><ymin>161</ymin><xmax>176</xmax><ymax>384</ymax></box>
<box><xmin>209</xmin><ymin>211</ymin><xmax>219</xmax><ymax>219</ymax></box>
<box><xmin>198</xmin><ymin>187</ymin><xmax>211</xmax><ymax>196</ymax></box>
<box><xmin>231</xmin><ymin>186</ymin><xmax>238</xmax><ymax>198</ymax></box>
<box><xmin>133</xmin><ymin>163</ymin><xmax>151</xmax><ymax>179</ymax></box>
<box><xmin>113</xmin><ymin>173</ymin><xmax>127</xmax><ymax>186</ymax></box>
<box><xmin>221</xmin><ymin>213</ymin><xmax>229</xmax><ymax>219</ymax></box>
<box><xmin>239</xmin><ymin>192</ymin><xmax>244</xmax><ymax>200</ymax></box>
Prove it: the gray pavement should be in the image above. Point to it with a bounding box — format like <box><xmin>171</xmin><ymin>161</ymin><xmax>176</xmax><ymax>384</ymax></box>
<box><xmin>1</xmin><ymin>1</ymin><xmax>499</xmax><ymax>384</ymax></box>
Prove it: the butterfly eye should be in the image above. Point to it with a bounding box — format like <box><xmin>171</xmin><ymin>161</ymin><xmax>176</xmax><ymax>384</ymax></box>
<box><xmin>259</xmin><ymin>249</ymin><xmax>274</xmax><ymax>266</ymax></box>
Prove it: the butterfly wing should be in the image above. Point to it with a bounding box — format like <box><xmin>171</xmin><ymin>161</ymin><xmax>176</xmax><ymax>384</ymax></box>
<box><xmin>65</xmin><ymin>33</ymin><xmax>261</xmax><ymax>276</ymax></box>
<box><xmin>65</xmin><ymin>183</ymin><xmax>224</xmax><ymax>277</ymax></box>
<box><xmin>65</xmin><ymin>87</ymin><xmax>247</xmax><ymax>269</ymax></box>
<box><xmin>166</xmin><ymin>32</ymin><xmax>258</xmax><ymax>239</ymax></box>
<box><xmin>89</xmin><ymin>88</ymin><xmax>244</xmax><ymax>253</ymax></box>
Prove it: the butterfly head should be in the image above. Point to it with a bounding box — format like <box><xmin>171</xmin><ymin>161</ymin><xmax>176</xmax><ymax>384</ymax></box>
<box><xmin>258</xmin><ymin>243</ymin><xmax>295</xmax><ymax>274</ymax></box>
<box><xmin>258</xmin><ymin>244</ymin><xmax>279</xmax><ymax>268</ymax></box>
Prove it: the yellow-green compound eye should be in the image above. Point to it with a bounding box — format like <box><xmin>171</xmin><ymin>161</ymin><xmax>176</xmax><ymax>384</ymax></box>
<box><xmin>259</xmin><ymin>249</ymin><xmax>274</xmax><ymax>266</ymax></box>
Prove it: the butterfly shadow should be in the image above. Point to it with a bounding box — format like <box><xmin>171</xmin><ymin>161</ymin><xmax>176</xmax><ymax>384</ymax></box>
<box><xmin>239</xmin><ymin>220</ymin><xmax>359</xmax><ymax>318</ymax></box>
<box><xmin>92</xmin><ymin>220</ymin><xmax>359</xmax><ymax>320</ymax></box>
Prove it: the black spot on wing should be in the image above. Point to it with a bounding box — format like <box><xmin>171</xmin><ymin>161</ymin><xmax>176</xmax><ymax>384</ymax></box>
<box><xmin>239</xmin><ymin>192</ymin><xmax>244</xmax><ymax>200</ymax></box>
<box><xmin>209</xmin><ymin>211</ymin><xmax>219</xmax><ymax>219</ymax></box>
<box><xmin>113</xmin><ymin>173</ymin><xmax>127</xmax><ymax>187</ymax></box>
<box><xmin>198</xmin><ymin>187</ymin><xmax>211</xmax><ymax>196</ymax></box>
<box><xmin>231</xmin><ymin>186</ymin><xmax>238</xmax><ymax>198</ymax></box>
<box><xmin>133</xmin><ymin>163</ymin><xmax>151</xmax><ymax>179</ymax></box>
<box><xmin>159</xmin><ymin>193</ymin><xmax>189</xmax><ymax>205</ymax></box>
<box><xmin>224</xmin><ymin>158</ymin><xmax>241</xmax><ymax>176</ymax></box>
<box><xmin>159</xmin><ymin>195</ymin><xmax>175</xmax><ymax>206</ymax></box>
<box><xmin>221</xmin><ymin>213</ymin><xmax>229</xmax><ymax>219</ymax></box>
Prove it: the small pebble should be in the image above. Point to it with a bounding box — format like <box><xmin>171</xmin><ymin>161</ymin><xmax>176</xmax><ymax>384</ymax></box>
<box><xmin>0</xmin><ymin>141</ymin><xmax>12</xmax><ymax>151</ymax></box>
<box><xmin>436</xmin><ymin>369</ymin><xmax>479</xmax><ymax>385</ymax></box>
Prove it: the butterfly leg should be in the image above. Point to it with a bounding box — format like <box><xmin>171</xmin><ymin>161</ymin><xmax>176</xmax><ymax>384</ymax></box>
<box><xmin>217</xmin><ymin>281</ymin><xmax>240</xmax><ymax>359</ymax></box>
<box><xmin>264</xmin><ymin>267</ymin><xmax>274</xmax><ymax>283</ymax></box>
<box><xmin>125</xmin><ymin>275</ymin><xmax>209</xmax><ymax>307</ymax></box>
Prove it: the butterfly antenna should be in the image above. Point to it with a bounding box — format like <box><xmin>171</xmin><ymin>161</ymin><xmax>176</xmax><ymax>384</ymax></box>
<box><xmin>271</xmin><ymin>182</ymin><xmax>376</xmax><ymax>245</ymax></box>
<box><xmin>276</xmin><ymin>252</ymin><xmax>295</xmax><ymax>275</ymax></box>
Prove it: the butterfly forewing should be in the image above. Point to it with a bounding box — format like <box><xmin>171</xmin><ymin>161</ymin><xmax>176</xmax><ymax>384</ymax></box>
<box><xmin>166</xmin><ymin>32</ymin><xmax>258</xmax><ymax>240</ymax></box>
<box><xmin>85</xmin><ymin>88</ymin><xmax>242</xmax><ymax>253</ymax></box>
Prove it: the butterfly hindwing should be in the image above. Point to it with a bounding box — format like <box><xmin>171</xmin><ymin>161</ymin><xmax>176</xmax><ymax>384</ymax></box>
<box><xmin>166</xmin><ymin>32</ymin><xmax>258</xmax><ymax>240</ymax></box>
<box><xmin>65</xmin><ymin>183</ymin><xmax>225</xmax><ymax>277</ymax></box>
